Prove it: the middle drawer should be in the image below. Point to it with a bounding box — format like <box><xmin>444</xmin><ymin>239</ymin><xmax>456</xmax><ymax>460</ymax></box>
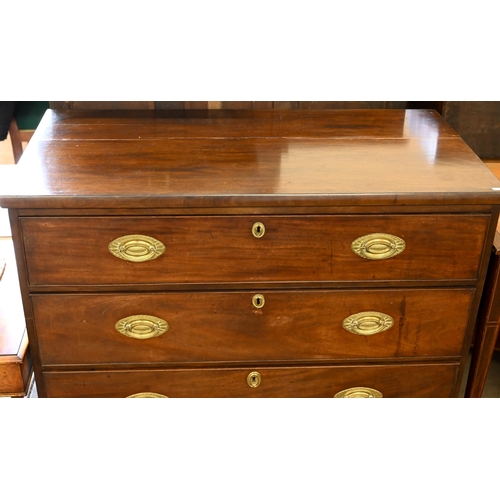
<box><xmin>32</xmin><ymin>288</ymin><xmax>473</xmax><ymax>366</ymax></box>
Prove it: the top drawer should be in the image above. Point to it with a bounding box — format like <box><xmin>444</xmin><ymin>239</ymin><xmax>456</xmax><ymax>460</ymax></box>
<box><xmin>21</xmin><ymin>214</ymin><xmax>488</xmax><ymax>286</ymax></box>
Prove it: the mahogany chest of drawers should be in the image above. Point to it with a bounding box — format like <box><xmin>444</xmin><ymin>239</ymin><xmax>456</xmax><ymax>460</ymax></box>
<box><xmin>1</xmin><ymin>108</ymin><xmax>500</xmax><ymax>397</ymax></box>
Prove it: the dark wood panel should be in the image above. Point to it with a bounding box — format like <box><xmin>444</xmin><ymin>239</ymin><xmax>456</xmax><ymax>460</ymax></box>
<box><xmin>466</xmin><ymin>248</ymin><xmax>500</xmax><ymax>397</ymax></box>
<box><xmin>281</xmin><ymin>102</ymin><xmax>407</xmax><ymax>110</ymax></box>
<box><xmin>21</xmin><ymin>215</ymin><xmax>488</xmax><ymax>286</ymax></box>
<box><xmin>184</xmin><ymin>101</ymin><xmax>209</xmax><ymax>109</ymax></box>
<box><xmin>42</xmin><ymin>363</ymin><xmax>459</xmax><ymax>398</ymax></box>
<box><xmin>299</xmin><ymin>101</ymin><xmax>387</xmax><ymax>109</ymax></box>
<box><xmin>214</xmin><ymin>102</ymin><xmax>273</xmax><ymax>110</ymax></box>
<box><xmin>220</xmin><ymin>101</ymin><xmax>254</xmax><ymax>109</ymax></box>
<box><xmin>49</xmin><ymin>101</ymin><xmax>155</xmax><ymax>110</ymax></box>
<box><xmin>253</xmin><ymin>101</ymin><xmax>274</xmax><ymax>109</ymax></box>
<box><xmin>273</xmin><ymin>101</ymin><xmax>300</xmax><ymax>109</ymax></box>
<box><xmin>466</xmin><ymin>325</ymin><xmax>500</xmax><ymax>397</ymax></box>
<box><xmin>442</xmin><ymin>102</ymin><xmax>500</xmax><ymax>159</ymax></box>
<box><xmin>407</xmin><ymin>102</ymin><xmax>444</xmax><ymax>114</ymax></box>
<box><xmin>32</xmin><ymin>289</ymin><xmax>473</xmax><ymax>366</ymax></box>
<box><xmin>50</xmin><ymin>101</ymin><xmax>407</xmax><ymax>111</ymax></box>
<box><xmin>385</xmin><ymin>101</ymin><xmax>411</xmax><ymax>109</ymax></box>
<box><xmin>154</xmin><ymin>101</ymin><xmax>185</xmax><ymax>110</ymax></box>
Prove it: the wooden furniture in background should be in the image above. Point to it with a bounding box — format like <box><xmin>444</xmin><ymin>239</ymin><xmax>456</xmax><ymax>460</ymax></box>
<box><xmin>49</xmin><ymin>101</ymin><xmax>411</xmax><ymax>111</ymax></box>
<box><xmin>1</xmin><ymin>108</ymin><xmax>499</xmax><ymax>397</ymax></box>
<box><xmin>466</xmin><ymin>161</ymin><xmax>500</xmax><ymax>397</ymax></box>
<box><xmin>466</xmin><ymin>228</ymin><xmax>500</xmax><ymax>397</ymax></box>
<box><xmin>442</xmin><ymin>102</ymin><xmax>500</xmax><ymax>160</ymax></box>
<box><xmin>0</xmin><ymin>240</ymin><xmax>32</xmax><ymax>397</ymax></box>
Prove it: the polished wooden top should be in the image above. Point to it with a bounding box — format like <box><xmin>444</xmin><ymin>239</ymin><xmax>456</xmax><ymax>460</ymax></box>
<box><xmin>1</xmin><ymin>109</ymin><xmax>500</xmax><ymax>209</ymax></box>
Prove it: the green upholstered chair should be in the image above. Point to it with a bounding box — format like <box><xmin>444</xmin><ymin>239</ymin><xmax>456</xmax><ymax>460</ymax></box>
<box><xmin>9</xmin><ymin>102</ymin><xmax>50</xmax><ymax>163</ymax></box>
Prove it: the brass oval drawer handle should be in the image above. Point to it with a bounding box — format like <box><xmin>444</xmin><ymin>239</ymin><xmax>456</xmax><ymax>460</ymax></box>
<box><xmin>247</xmin><ymin>371</ymin><xmax>261</xmax><ymax>388</ymax></box>
<box><xmin>109</xmin><ymin>234</ymin><xmax>166</xmax><ymax>262</ymax></box>
<box><xmin>252</xmin><ymin>294</ymin><xmax>265</xmax><ymax>309</ymax></box>
<box><xmin>252</xmin><ymin>222</ymin><xmax>266</xmax><ymax>238</ymax></box>
<box><xmin>351</xmin><ymin>233</ymin><xmax>405</xmax><ymax>260</ymax></box>
<box><xmin>115</xmin><ymin>314</ymin><xmax>169</xmax><ymax>340</ymax></box>
<box><xmin>334</xmin><ymin>387</ymin><xmax>383</xmax><ymax>398</ymax></box>
<box><xmin>127</xmin><ymin>392</ymin><xmax>169</xmax><ymax>398</ymax></box>
<box><xmin>342</xmin><ymin>311</ymin><xmax>394</xmax><ymax>336</ymax></box>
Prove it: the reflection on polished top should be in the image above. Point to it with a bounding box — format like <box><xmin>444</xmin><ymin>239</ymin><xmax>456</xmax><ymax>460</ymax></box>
<box><xmin>1</xmin><ymin>109</ymin><xmax>500</xmax><ymax>209</ymax></box>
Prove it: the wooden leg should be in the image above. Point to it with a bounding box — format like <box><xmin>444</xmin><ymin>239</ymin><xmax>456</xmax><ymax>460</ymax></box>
<box><xmin>465</xmin><ymin>251</ymin><xmax>500</xmax><ymax>397</ymax></box>
<box><xmin>8</xmin><ymin>118</ymin><xmax>23</xmax><ymax>164</ymax></box>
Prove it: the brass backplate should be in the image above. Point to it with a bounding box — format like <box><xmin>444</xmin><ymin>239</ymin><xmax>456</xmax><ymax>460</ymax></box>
<box><xmin>334</xmin><ymin>387</ymin><xmax>383</xmax><ymax>398</ymax></box>
<box><xmin>127</xmin><ymin>392</ymin><xmax>169</xmax><ymax>398</ymax></box>
<box><xmin>115</xmin><ymin>314</ymin><xmax>169</xmax><ymax>340</ymax></box>
<box><xmin>351</xmin><ymin>233</ymin><xmax>405</xmax><ymax>260</ymax></box>
<box><xmin>342</xmin><ymin>311</ymin><xmax>394</xmax><ymax>336</ymax></box>
<box><xmin>108</xmin><ymin>234</ymin><xmax>166</xmax><ymax>262</ymax></box>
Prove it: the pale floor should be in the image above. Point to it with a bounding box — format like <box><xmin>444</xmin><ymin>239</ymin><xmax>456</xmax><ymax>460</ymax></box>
<box><xmin>1</xmin><ymin>135</ymin><xmax>500</xmax><ymax>398</ymax></box>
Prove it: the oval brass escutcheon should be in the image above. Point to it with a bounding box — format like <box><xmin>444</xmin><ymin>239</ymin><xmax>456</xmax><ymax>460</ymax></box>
<box><xmin>115</xmin><ymin>315</ymin><xmax>169</xmax><ymax>340</ymax></box>
<box><xmin>108</xmin><ymin>234</ymin><xmax>166</xmax><ymax>263</ymax></box>
<box><xmin>342</xmin><ymin>311</ymin><xmax>394</xmax><ymax>336</ymax></box>
<box><xmin>334</xmin><ymin>387</ymin><xmax>383</xmax><ymax>398</ymax></box>
<box><xmin>351</xmin><ymin>233</ymin><xmax>405</xmax><ymax>260</ymax></box>
<box><xmin>247</xmin><ymin>371</ymin><xmax>261</xmax><ymax>388</ymax></box>
<box><xmin>252</xmin><ymin>294</ymin><xmax>265</xmax><ymax>309</ymax></box>
<box><xmin>252</xmin><ymin>222</ymin><xmax>266</xmax><ymax>238</ymax></box>
<box><xmin>127</xmin><ymin>392</ymin><xmax>169</xmax><ymax>398</ymax></box>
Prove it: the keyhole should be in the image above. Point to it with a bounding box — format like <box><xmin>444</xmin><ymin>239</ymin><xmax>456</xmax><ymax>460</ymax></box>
<box><xmin>252</xmin><ymin>222</ymin><xmax>266</xmax><ymax>238</ymax></box>
<box><xmin>252</xmin><ymin>294</ymin><xmax>265</xmax><ymax>309</ymax></box>
<box><xmin>247</xmin><ymin>371</ymin><xmax>261</xmax><ymax>388</ymax></box>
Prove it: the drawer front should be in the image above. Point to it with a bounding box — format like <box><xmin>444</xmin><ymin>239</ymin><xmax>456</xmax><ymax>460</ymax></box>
<box><xmin>33</xmin><ymin>289</ymin><xmax>473</xmax><ymax>365</ymax></box>
<box><xmin>42</xmin><ymin>363</ymin><xmax>459</xmax><ymax>398</ymax></box>
<box><xmin>22</xmin><ymin>215</ymin><xmax>488</xmax><ymax>286</ymax></box>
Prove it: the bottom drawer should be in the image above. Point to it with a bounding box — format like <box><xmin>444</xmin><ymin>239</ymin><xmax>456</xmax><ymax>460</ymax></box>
<box><xmin>42</xmin><ymin>363</ymin><xmax>459</xmax><ymax>398</ymax></box>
